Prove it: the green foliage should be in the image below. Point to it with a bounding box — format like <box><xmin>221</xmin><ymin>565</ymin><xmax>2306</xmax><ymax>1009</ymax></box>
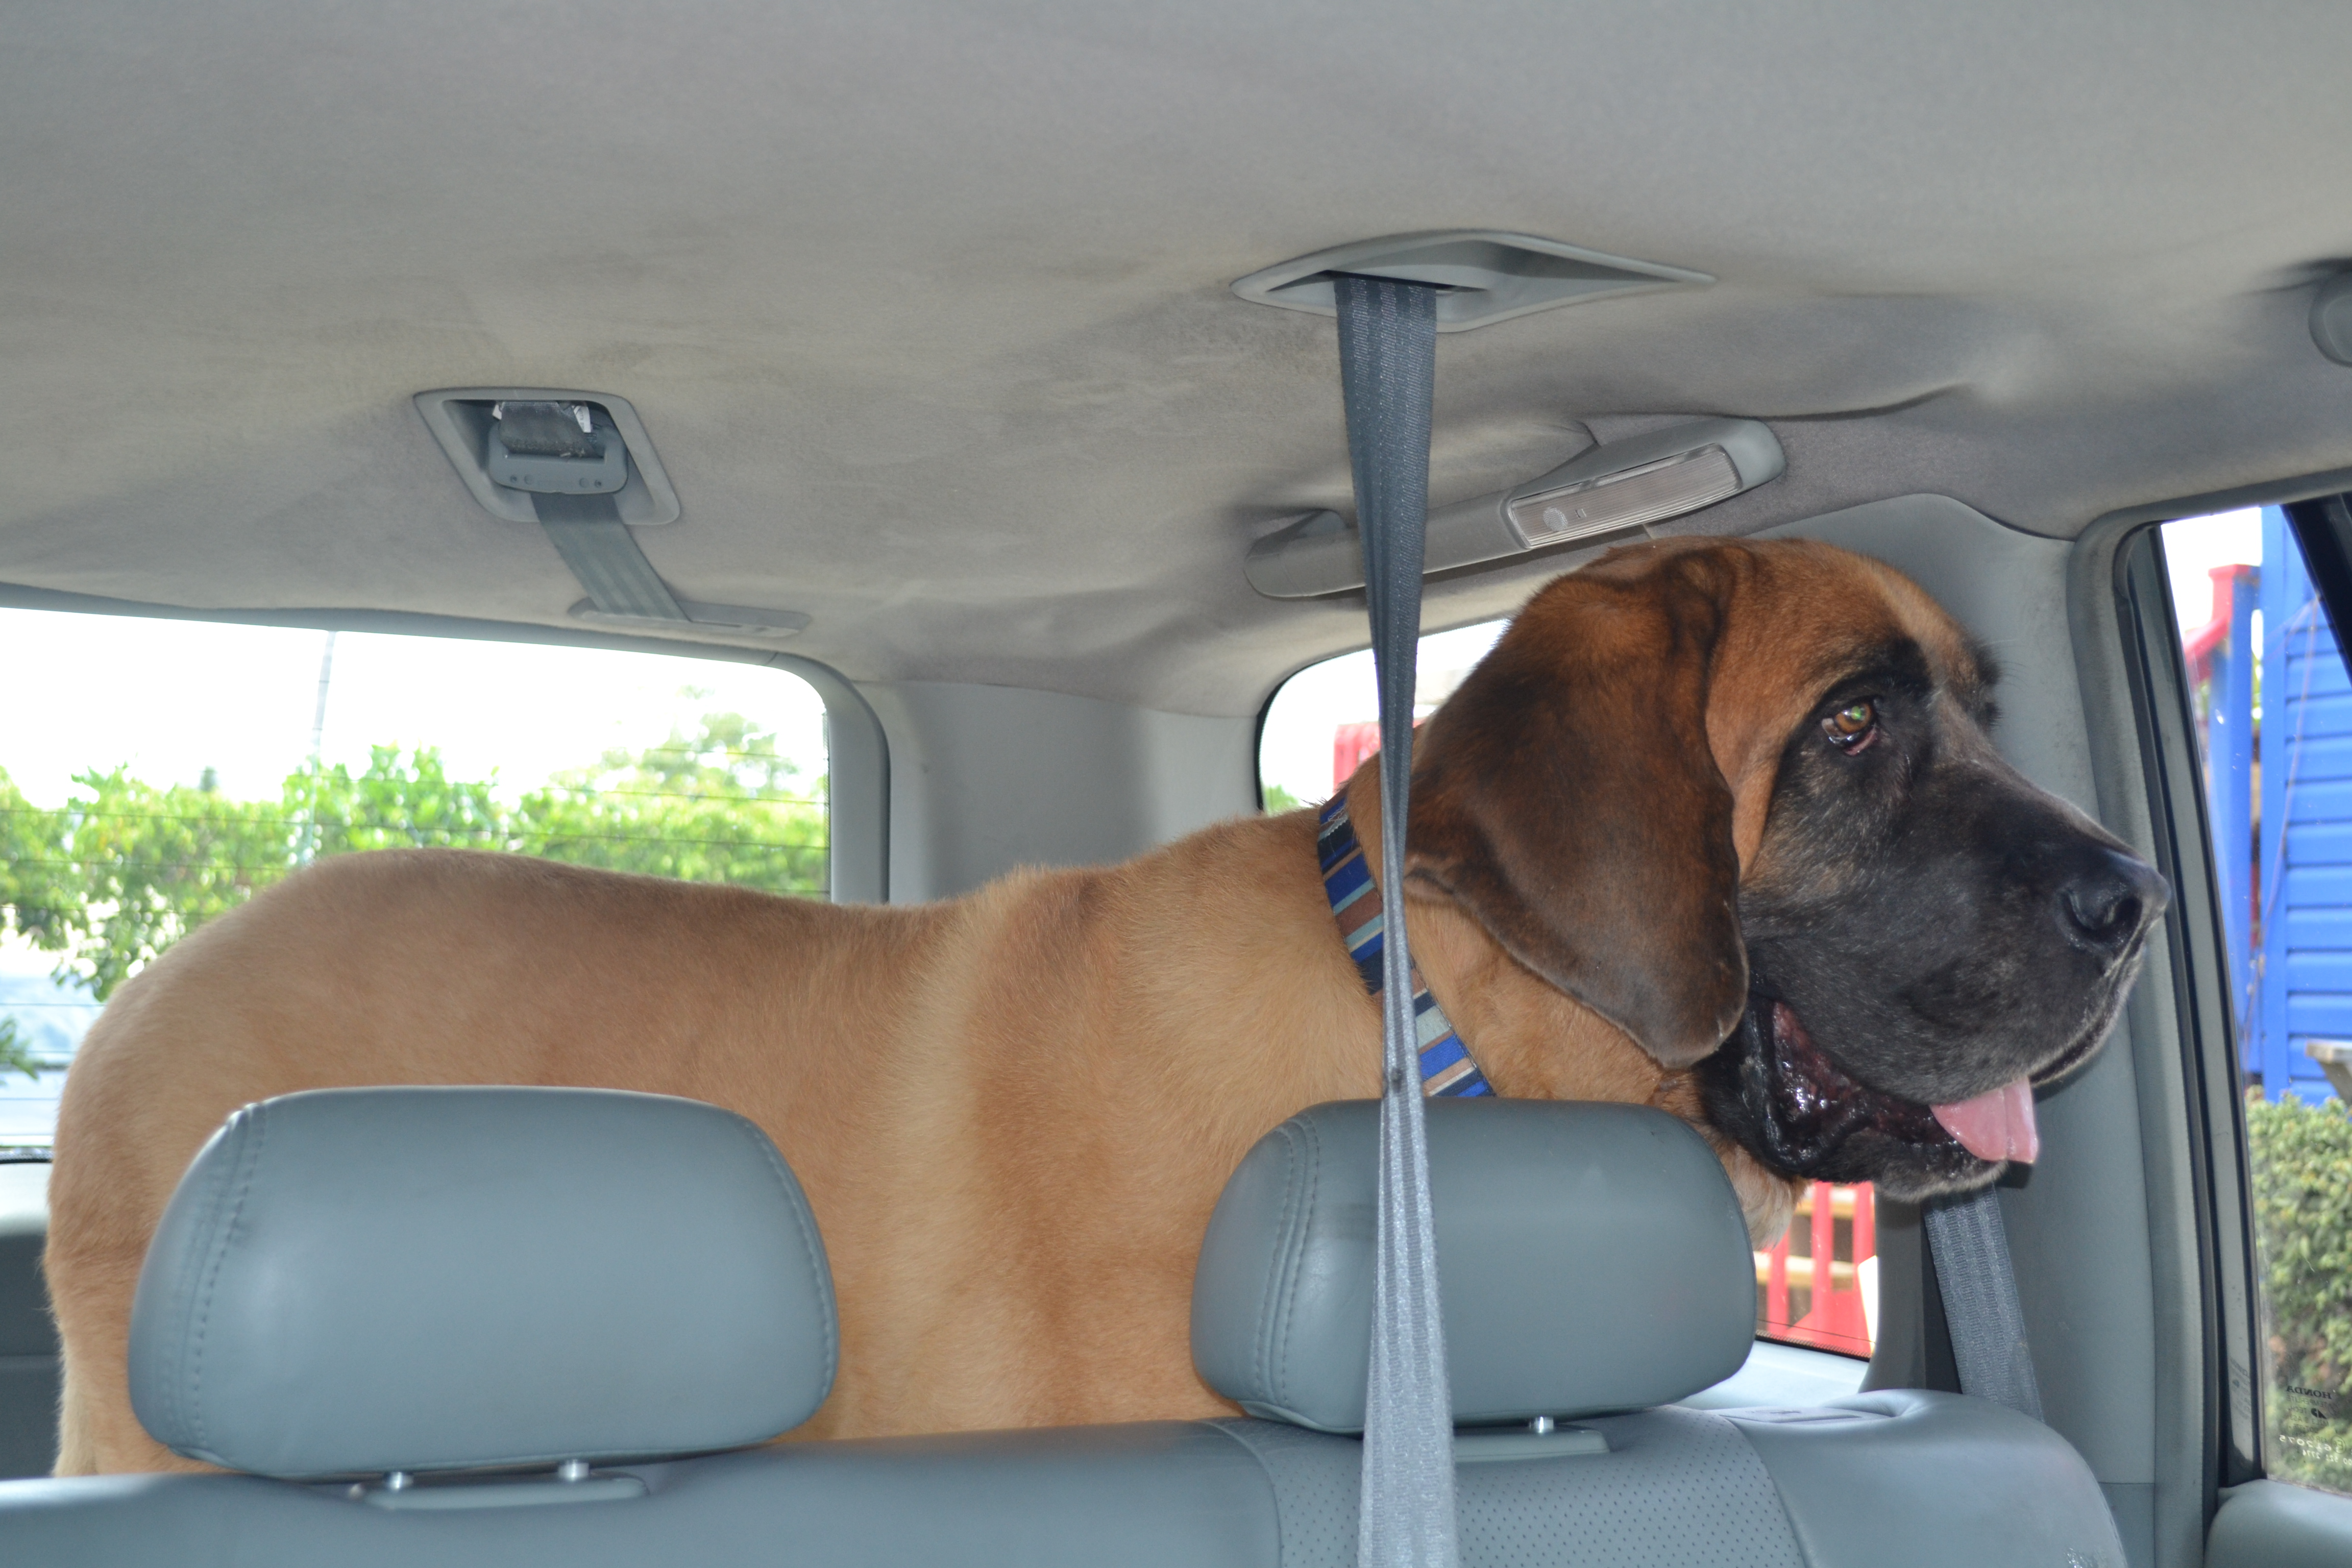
<box><xmin>508</xmin><ymin>713</ymin><xmax>824</xmax><ymax>890</ymax></box>
<box><xmin>23</xmin><ymin>768</ymin><xmax>292</xmax><ymax>999</ymax></box>
<box><xmin>0</xmin><ymin>1016</ymin><xmax>46</xmax><ymax>1083</ymax></box>
<box><xmin>303</xmin><ymin>746</ymin><xmax>506</xmax><ymax>859</ymax></box>
<box><xmin>1263</xmin><ymin>782</ymin><xmax>1306</xmax><ymax>814</ymax></box>
<box><xmin>2248</xmin><ymin>1090</ymin><xmax>2352</xmax><ymax>1493</ymax></box>
<box><xmin>0</xmin><ymin>709</ymin><xmax>826</xmax><ymax>1002</ymax></box>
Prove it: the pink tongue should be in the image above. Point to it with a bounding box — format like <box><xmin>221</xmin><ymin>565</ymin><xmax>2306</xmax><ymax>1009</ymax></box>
<box><xmin>1932</xmin><ymin>1079</ymin><xmax>2040</xmax><ymax>1164</ymax></box>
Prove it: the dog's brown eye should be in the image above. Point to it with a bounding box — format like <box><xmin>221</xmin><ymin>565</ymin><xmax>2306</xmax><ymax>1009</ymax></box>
<box><xmin>1824</xmin><ymin>700</ymin><xmax>1877</xmax><ymax>750</ymax></box>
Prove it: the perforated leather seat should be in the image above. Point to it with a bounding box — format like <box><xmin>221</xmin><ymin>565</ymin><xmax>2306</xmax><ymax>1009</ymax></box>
<box><xmin>0</xmin><ymin>1089</ymin><xmax>2127</xmax><ymax>1567</ymax></box>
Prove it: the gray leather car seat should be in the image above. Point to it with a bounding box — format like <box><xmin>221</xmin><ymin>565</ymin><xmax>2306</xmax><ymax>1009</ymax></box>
<box><xmin>0</xmin><ymin>1200</ymin><xmax>57</xmax><ymax>1480</ymax></box>
<box><xmin>1193</xmin><ymin>1099</ymin><xmax>2129</xmax><ymax>1568</ymax></box>
<box><xmin>0</xmin><ymin>1089</ymin><xmax>2127</xmax><ymax>1567</ymax></box>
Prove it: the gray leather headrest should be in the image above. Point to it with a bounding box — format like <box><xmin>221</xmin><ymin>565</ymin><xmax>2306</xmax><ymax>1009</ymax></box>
<box><xmin>1192</xmin><ymin>1099</ymin><xmax>1754</xmax><ymax>1431</ymax></box>
<box><xmin>130</xmin><ymin>1086</ymin><xmax>836</xmax><ymax>1478</ymax></box>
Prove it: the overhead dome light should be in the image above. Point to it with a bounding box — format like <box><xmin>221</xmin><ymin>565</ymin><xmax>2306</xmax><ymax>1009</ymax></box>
<box><xmin>1243</xmin><ymin>418</ymin><xmax>1783</xmax><ymax>600</ymax></box>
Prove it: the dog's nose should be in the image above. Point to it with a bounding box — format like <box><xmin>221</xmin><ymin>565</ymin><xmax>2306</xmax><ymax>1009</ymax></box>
<box><xmin>2058</xmin><ymin>848</ymin><xmax>2169</xmax><ymax>957</ymax></box>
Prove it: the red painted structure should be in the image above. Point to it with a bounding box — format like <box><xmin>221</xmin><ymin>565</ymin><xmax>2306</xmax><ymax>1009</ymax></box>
<box><xmin>1760</xmin><ymin>1184</ymin><xmax>1875</xmax><ymax>1358</ymax></box>
<box><xmin>1332</xmin><ymin>721</ymin><xmax>1383</xmax><ymax>791</ymax></box>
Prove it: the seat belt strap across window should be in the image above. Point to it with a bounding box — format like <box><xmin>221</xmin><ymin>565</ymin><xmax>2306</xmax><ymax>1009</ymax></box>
<box><xmin>1333</xmin><ymin>273</ymin><xmax>1460</xmax><ymax>1568</ymax></box>
<box><xmin>1925</xmin><ymin>1184</ymin><xmax>2045</xmax><ymax>1420</ymax></box>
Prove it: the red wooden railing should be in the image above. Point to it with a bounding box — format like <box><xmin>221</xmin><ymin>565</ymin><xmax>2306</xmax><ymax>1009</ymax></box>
<box><xmin>1758</xmin><ymin>1182</ymin><xmax>1876</xmax><ymax>1357</ymax></box>
<box><xmin>1333</xmin><ymin>721</ymin><xmax>1384</xmax><ymax>790</ymax></box>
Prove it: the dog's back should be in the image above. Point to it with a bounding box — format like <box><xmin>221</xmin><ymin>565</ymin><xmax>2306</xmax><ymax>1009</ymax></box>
<box><xmin>43</xmin><ymin>846</ymin><xmax>940</xmax><ymax>1473</ymax></box>
<box><xmin>42</xmin><ymin>813</ymin><xmax>1384</xmax><ymax>1474</ymax></box>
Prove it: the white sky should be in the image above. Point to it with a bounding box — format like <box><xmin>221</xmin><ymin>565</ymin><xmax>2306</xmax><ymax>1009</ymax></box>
<box><xmin>0</xmin><ymin>609</ymin><xmax>827</xmax><ymax>809</ymax></box>
<box><xmin>2162</xmin><ymin>507</ymin><xmax>2264</xmax><ymax>630</ymax></box>
<box><xmin>1259</xmin><ymin>620</ymin><xmax>1509</xmax><ymax>805</ymax></box>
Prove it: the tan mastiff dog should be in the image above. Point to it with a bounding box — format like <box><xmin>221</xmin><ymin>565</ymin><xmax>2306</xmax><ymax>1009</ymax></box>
<box><xmin>43</xmin><ymin>537</ymin><xmax>2166</xmax><ymax>1474</ymax></box>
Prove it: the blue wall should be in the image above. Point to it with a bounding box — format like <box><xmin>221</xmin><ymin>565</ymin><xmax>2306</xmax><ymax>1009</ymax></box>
<box><xmin>2254</xmin><ymin>506</ymin><xmax>2352</xmax><ymax>1104</ymax></box>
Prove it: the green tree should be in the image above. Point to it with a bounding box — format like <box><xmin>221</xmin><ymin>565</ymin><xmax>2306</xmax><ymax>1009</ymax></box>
<box><xmin>11</xmin><ymin>767</ymin><xmax>288</xmax><ymax>1000</ymax></box>
<box><xmin>304</xmin><ymin>745</ymin><xmax>507</xmax><ymax>857</ymax></box>
<box><xmin>0</xmin><ymin>768</ymin><xmax>72</xmax><ymax>971</ymax></box>
<box><xmin>2248</xmin><ymin>1089</ymin><xmax>2352</xmax><ymax>1493</ymax></box>
<box><xmin>0</xmin><ymin>710</ymin><xmax>827</xmax><ymax>1004</ymax></box>
<box><xmin>512</xmin><ymin>712</ymin><xmax>826</xmax><ymax>893</ymax></box>
<box><xmin>0</xmin><ymin>1017</ymin><xmax>45</xmax><ymax>1082</ymax></box>
<box><xmin>1264</xmin><ymin>783</ymin><xmax>1306</xmax><ymax>813</ymax></box>
<box><xmin>0</xmin><ymin>767</ymin><xmax>66</xmax><ymax>1077</ymax></box>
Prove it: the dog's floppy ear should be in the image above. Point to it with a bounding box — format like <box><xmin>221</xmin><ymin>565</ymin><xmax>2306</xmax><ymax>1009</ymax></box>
<box><xmin>1406</xmin><ymin>550</ymin><xmax>1747</xmax><ymax>1068</ymax></box>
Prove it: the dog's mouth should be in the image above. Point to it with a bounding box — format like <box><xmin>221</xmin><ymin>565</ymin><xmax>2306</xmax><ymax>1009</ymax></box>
<box><xmin>1694</xmin><ymin>992</ymin><xmax>2036</xmax><ymax>1199</ymax></box>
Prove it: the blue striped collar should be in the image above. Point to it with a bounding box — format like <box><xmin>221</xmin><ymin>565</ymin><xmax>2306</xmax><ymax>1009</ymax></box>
<box><xmin>1316</xmin><ymin>794</ymin><xmax>1492</xmax><ymax>1097</ymax></box>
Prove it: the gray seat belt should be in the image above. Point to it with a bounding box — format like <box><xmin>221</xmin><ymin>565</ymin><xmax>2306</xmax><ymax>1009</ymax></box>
<box><xmin>1926</xmin><ymin>1186</ymin><xmax>2045</xmax><ymax>1420</ymax></box>
<box><xmin>1330</xmin><ymin>274</ymin><xmax>2039</xmax><ymax>1568</ymax></box>
<box><xmin>532</xmin><ymin>491</ymin><xmax>690</xmax><ymax>623</ymax></box>
<box><xmin>492</xmin><ymin>400</ymin><xmax>693</xmax><ymax>624</ymax></box>
<box><xmin>1333</xmin><ymin>273</ymin><xmax>1459</xmax><ymax>1568</ymax></box>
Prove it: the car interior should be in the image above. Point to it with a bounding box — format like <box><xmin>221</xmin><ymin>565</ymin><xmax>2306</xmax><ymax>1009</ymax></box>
<box><xmin>3</xmin><ymin>3</ymin><xmax>2352</xmax><ymax>1564</ymax></box>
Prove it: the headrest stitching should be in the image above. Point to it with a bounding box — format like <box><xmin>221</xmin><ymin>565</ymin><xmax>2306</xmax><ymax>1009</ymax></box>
<box><xmin>186</xmin><ymin>1102</ymin><xmax>271</xmax><ymax>1456</ymax></box>
<box><xmin>1248</xmin><ymin>1123</ymin><xmax>1296</xmax><ymax>1399</ymax></box>
<box><xmin>1273</xmin><ymin>1117</ymin><xmax>1321</xmax><ymax>1410</ymax></box>
<box><xmin>142</xmin><ymin>1132</ymin><xmax>210</xmax><ymax>1448</ymax></box>
<box><xmin>727</xmin><ymin>1111</ymin><xmax>838</xmax><ymax>1391</ymax></box>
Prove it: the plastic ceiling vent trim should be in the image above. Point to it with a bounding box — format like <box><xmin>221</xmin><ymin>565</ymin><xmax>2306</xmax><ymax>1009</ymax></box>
<box><xmin>415</xmin><ymin>389</ymin><xmax>682</xmax><ymax>527</ymax></box>
<box><xmin>1230</xmin><ymin>231</ymin><xmax>1711</xmax><ymax>333</ymax></box>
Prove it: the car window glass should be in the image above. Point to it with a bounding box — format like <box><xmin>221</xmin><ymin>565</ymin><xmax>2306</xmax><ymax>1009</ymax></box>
<box><xmin>1258</xmin><ymin>620</ymin><xmax>1511</xmax><ymax>812</ymax></box>
<box><xmin>2164</xmin><ymin>505</ymin><xmax>2352</xmax><ymax>1495</ymax></box>
<box><xmin>0</xmin><ymin>610</ymin><xmax>828</xmax><ymax>1158</ymax></box>
<box><xmin>1258</xmin><ymin>615</ymin><xmax>1878</xmax><ymax>1362</ymax></box>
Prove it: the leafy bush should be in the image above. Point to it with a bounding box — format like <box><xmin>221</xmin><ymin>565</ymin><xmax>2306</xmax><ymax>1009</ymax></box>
<box><xmin>2247</xmin><ymin>1089</ymin><xmax>2352</xmax><ymax>1493</ymax></box>
<box><xmin>0</xmin><ymin>712</ymin><xmax>826</xmax><ymax>1003</ymax></box>
<box><xmin>0</xmin><ymin>1016</ymin><xmax>43</xmax><ymax>1082</ymax></box>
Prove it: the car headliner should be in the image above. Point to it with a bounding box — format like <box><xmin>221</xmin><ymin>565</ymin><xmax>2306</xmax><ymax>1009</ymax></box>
<box><xmin>7</xmin><ymin>1</ymin><xmax>2352</xmax><ymax>715</ymax></box>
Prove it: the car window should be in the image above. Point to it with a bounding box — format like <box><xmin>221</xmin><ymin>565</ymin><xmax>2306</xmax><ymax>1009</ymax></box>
<box><xmin>2164</xmin><ymin>505</ymin><xmax>2352</xmax><ymax>1495</ymax></box>
<box><xmin>0</xmin><ymin>610</ymin><xmax>829</xmax><ymax>1158</ymax></box>
<box><xmin>1257</xmin><ymin>620</ymin><xmax>1511</xmax><ymax>812</ymax></box>
<box><xmin>1258</xmin><ymin>617</ymin><xmax>1879</xmax><ymax>1362</ymax></box>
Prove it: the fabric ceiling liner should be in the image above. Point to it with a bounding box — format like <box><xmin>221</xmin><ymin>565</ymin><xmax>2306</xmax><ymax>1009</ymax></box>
<box><xmin>6</xmin><ymin>0</ymin><xmax>2352</xmax><ymax>713</ymax></box>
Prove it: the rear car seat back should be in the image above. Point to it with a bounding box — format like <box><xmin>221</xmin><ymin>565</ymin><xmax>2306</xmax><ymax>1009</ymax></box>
<box><xmin>0</xmin><ymin>1090</ymin><xmax>2128</xmax><ymax>1567</ymax></box>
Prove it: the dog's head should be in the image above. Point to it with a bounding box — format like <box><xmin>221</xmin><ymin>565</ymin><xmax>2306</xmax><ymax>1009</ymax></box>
<box><xmin>1406</xmin><ymin>536</ymin><xmax>2167</xmax><ymax>1200</ymax></box>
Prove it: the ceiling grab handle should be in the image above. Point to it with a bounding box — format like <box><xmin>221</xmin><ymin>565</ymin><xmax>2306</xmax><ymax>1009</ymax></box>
<box><xmin>1334</xmin><ymin>273</ymin><xmax>1459</xmax><ymax>1568</ymax></box>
